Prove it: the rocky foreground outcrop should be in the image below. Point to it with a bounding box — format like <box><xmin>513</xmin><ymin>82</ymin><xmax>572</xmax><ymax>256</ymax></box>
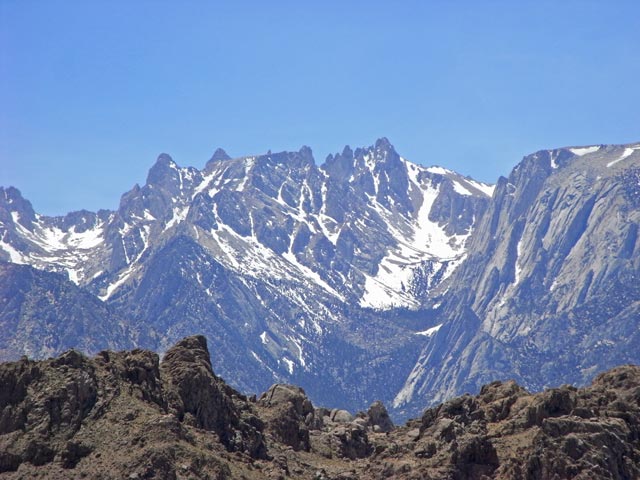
<box><xmin>1</xmin><ymin>336</ymin><xmax>639</xmax><ymax>479</ymax></box>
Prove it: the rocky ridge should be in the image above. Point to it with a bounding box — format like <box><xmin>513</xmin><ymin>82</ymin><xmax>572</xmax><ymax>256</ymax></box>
<box><xmin>392</xmin><ymin>142</ymin><xmax>640</xmax><ymax>418</ymax></box>
<box><xmin>2</xmin><ymin>139</ymin><xmax>640</xmax><ymax>421</ymax></box>
<box><xmin>0</xmin><ymin>139</ymin><xmax>491</xmax><ymax>416</ymax></box>
<box><xmin>1</xmin><ymin>337</ymin><xmax>639</xmax><ymax>479</ymax></box>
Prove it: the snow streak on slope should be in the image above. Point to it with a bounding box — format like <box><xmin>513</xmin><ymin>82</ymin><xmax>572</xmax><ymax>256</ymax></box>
<box><xmin>359</xmin><ymin>160</ymin><xmax>486</xmax><ymax>310</ymax></box>
<box><xmin>1</xmin><ymin>145</ymin><xmax>492</xmax><ymax>317</ymax></box>
<box><xmin>416</xmin><ymin>323</ymin><xmax>443</xmax><ymax>337</ymax></box>
<box><xmin>201</xmin><ymin>204</ymin><xmax>345</xmax><ymax>302</ymax></box>
<box><xmin>4</xmin><ymin>215</ymin><xmax>107</xmax><ymax>284</ymax></box>
<box><xmin>0</xmin><ymin>235</ymin><xmax>26</xmax><ymax>264</ymax></box>
<box><xmin>607</xmin><ymin>146</ymin><xmax>640</xmax><ymax>168</ymax></box>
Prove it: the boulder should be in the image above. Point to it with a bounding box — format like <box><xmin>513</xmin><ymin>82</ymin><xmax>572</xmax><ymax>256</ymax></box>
<box><xmin>259</xmin><ymin>384</ymin><xmax>316</xmax><ymax>451</ymax></box>
<box><xmin>366</xmin><ymin>401</ymin><xmax>394</xmax><ymax>433</ymax></box>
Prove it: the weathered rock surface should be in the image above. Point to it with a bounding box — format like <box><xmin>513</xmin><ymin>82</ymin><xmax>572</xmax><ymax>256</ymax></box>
<box><xmin>395</xmin><ymin>143</ymin><xmax>640</xmax><ymax>418</ymax></box>
<box><xmin>367</xmin><ymin>400</ymin><xmax>394</xmax><ymax>433</ymax></box>
<box><xmin>0</xmin><ymin>336</ymin><xmax>264</xmax><ymax>478</ymax></box>
<box><xmin>160</xmin><ymin>335</ymin><xmax>267</xmax><ymax>458</ymax></box>
<box><xmin>1</xmin><ymin>338</ymin><xmax>639</xmax><ymax>479</ymax></box>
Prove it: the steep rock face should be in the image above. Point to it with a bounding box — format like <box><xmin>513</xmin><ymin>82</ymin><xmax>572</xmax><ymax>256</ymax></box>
<box><xmin>0</xmin><ymin>139</ymin><xmax>491</xmax><ymax>415</ymax></box>
<box><xmin>394</xmin><ymin>143</ymin><xmax>640</xmax><ymax>416</ymax></box>
<box><xmin>160</xmin><ymin>335</ymin><xmax>267</xmax><ymax>458</ymax></box>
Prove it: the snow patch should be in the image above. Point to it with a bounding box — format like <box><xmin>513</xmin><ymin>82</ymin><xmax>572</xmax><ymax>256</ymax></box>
<box><xmin>67</xmin><ymin>269</ymin><xmax>79</xmax><ymax>284</ymax></box>
<box><xmin>570</xmin><ymin>145</ymin><xmax>600</xmax><ymax>157</ymax></box>
<box><xmin>91</xmin><ymin>270</ymin><xmax>104</xmax><ymax>280</ymax></box>
<box><xmin>514</xmin><ymin>237</ymin><xmax>524</xmax><ymax>285</ymax></box>
<box><xmin>236</xmin><ymin>157</ymin><xmax>255</xmax><ymax>192</ymax></box>
<box><xmin>360</xmin><ymin>165</ymin><xmax>471</xmax><ymax>309</ymax></box>
<box><xmin>465</xmin><ymin>179</ymin><xmax>495</xmax><ymax>197</ymax></box>
<box><xmin>165</xmin><ymin>206</ymin><xmax>189</xmax><ymax>230</ymax></box>
<box><xmin>288</xmin><ymin>336</ymin><xmax>306</xmax><ymax>368</ymax></box>
<box><xmin>0</xmin><ymin>237</ymin><xmax>26</xmax><ymax>264</ymax></box>
<box><xmin>282</xmin><ymin>357</ymin><xmax>294</xmax><ymax>374</ymax></box>
<box><xmin>607</xmin><ymin>147</ymin><xmax>638</xmax><ymax>168</ymax></box>
<box><xmin>426</xmin><ymin>166</ymin><xmax>452</xmax><ymax>175</ymax></box>
<box><xmin>317</xmin><ymin>213</ymin><xmax>340</xmax><ymax>245</ymax></box>
<box><xmin>361</xmin><ymin>275</ymin><xmax>413</xmax><ymax>310</ymax></box>
<box><xmin>452</xmin><ymin>181</ymin><xmax>473</xmax><ymax>196</ymax></box>
<box><xmin>283</xmin><ymin>251</ymin><xmax>344</xmax><ymax>300</ymax></box>
<box><xmin>416</xmin><ymin>323</ymin><xmax>443</xmax><ymax>337</ymax></box>
<box><xmin>99</xmin><ymin>263</ymin><xmax>137</xmax><ymax>301</ymax></box>
<box><xmin>66</xmin><ymin>225</ymin><xmax>104</xmax><ymax>249</ymax></box>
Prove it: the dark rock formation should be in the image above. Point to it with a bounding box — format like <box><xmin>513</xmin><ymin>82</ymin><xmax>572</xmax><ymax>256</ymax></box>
<box><xmin>367</xmin><ymin>365</ymin><xmax>640</xmax><ymax>480</ymax></box>
<box><xmin>0</xmin><ymin>336</ymin><xmax>265</xmax><ymax>478</ymax></box>
<box><xmin>259</xmin><ymin>384</ymin><xmax>314</xmax><ymax>451</ymax></box>
<box><xmin>161</xmin><ymin>335</ymin><xmax>267</xmax><ymax>458</ymax></box>
<box><xmin>1</xmin><ymin>338</ymin><xmax>639</xmax><ymax>479</ymax></box>
<box><xmin>367</xmin><ymin>400</ymin><xmax>394</xmax><ymax>433</ymax></box>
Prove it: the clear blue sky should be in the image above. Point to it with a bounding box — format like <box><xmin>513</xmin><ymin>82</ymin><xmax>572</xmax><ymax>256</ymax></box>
<box><xmin>1</xmin><ymin>1</ymin><xmax>639</xmax><ymax>216</ymax></box>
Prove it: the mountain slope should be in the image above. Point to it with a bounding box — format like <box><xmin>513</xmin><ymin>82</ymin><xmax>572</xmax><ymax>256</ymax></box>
<box><xmin>0</xmin><ymin>139</ymin><xmax>491</xmax><ymax>414</ymax></box>
<box><xmin>394</xmin><ymin>142</ymin><xmax>640</xmax><ymax>417</ymax></box>
<box><xmin>0</xmin><ymin>262</ymin><xmax>131</xmax><ymax>360</ymax></box>
<box><xmin>7</xmin><ymin>137</ymin><xmax>639</xmax><ymax>420</ymax></box>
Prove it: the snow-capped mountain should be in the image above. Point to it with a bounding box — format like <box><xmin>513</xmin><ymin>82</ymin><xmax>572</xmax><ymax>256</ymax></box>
<box><xmin>392</xmin><ymin>142</ymin><xmax>640</xmax><ymax>418</ymax></box>
<box><xmin>0</xmin><ymin>138</ymin><xmax>491</xmax><ymax>413</ymax></box>
<box><xmin>7</xmin><ymin>137</ymin><xmax>637</xmax><ymax>420</ymax></box>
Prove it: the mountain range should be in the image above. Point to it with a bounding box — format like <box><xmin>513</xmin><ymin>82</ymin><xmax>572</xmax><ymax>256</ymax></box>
<box><xmin>1</xmin><ymin>138</ymin><xmax>639</xmax><ymax>419</ymax></box>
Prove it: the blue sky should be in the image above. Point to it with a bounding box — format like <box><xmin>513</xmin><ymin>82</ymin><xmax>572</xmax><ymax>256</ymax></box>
<box><xmin>1</xmin><ymin>1</ymin><xmax>639</xmax><ymax>215</ymax></box>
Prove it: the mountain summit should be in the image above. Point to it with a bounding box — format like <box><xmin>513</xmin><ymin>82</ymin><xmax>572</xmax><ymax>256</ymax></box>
<box><xmin>2</xmin><ymin>139</ymin><xmax>640</xmax><ymax>419</ymax></box>
<box><xmin>392</xmin><ymin>142</ymin><xmax>640</xmax><ymax>417</ymax></box>
<box><xmin>0</xmin><ymin>139</ymin><xmax>491</xmax><ymax>415</ymax></box>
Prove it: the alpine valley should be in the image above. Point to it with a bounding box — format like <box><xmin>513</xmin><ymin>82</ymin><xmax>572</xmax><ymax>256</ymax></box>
<box><xmin>1</xmin><ymin>138</ymin><xmax>639</xmax><ymax>420</ymax></box>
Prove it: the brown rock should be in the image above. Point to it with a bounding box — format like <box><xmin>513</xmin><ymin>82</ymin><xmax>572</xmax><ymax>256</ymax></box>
<box><xmin>367</xmin><ymin>400</ymin><xmax>394</xmax><ymax>433</ymax></box>
<box><xmin>1</xmin><ymin>338</ymin><xmax>640</xmax><ymax>479</ymax></box>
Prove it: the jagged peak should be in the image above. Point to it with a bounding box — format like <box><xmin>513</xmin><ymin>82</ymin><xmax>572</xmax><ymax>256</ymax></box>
<box><xmin>322</xmin><ymin>138</ymin><xmax>402</xmax><ymax>179</ymax></box>
<box><xmin>1</xmin><ymin>186</ymin><xmax>26</xmax><ymax>204</ymax></box>
<box><xmin>208</xmin><ymin>148</ymin><xmax>231</xmax><ymax>163</ymax></box>
<box><xmin>298</xmin><ymin>145</ymin><xmax>313</xmax><ymax>158</ymax></box>
<box><xmin>146</xmin><ymin>153</ymin><xmax>181</xmax><ymax>187</ymax></box>
<box><xmin>342</xmin><ymin>145</ymin><xmax>353</xmax><ymax>158</ymax></box>
<box><xmin>374</xmin><ymin>137</ymin><xmax>393</xmax><ymax>150</ymax></box>
<box><xmin>355</xmin><ymin>137</ymin><xmax>398</xmax><ymax>160</ymax></box>
<box><xmin>0</xmin><ymin>186</ymin><xmax>37</xmax><ymax>224</ymax></box>
<box><xmin>155</xmin><ymin>153</ymin><xmax>177</xmax><ymax>166</ymax></box>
